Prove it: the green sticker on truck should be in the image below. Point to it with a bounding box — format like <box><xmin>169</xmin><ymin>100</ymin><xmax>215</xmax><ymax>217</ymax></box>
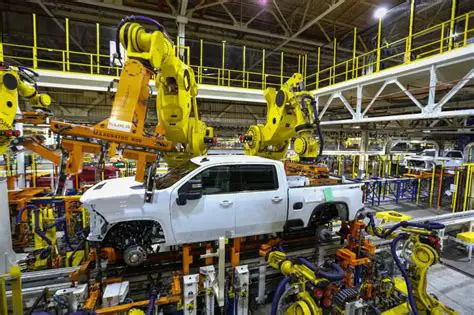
<box><xmin>323</xmin><ymin>187</ymin><xmax>334</xmax><ymax>201</ymax></box>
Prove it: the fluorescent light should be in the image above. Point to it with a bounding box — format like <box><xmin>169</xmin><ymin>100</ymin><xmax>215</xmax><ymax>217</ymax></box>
<box><xmin>374</xmin><ymin>7</ymin><xmax>388</xmax><ymax>19</ymax></box>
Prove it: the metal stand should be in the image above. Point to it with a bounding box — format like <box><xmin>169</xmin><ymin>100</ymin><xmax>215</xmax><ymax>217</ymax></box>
<box><xmin>183</xmin><ymin>274</ymin><xmax>199</xmax><ymax>315</ymax></box>
<box><xmin>0</xmin><ymin>178</ymin><xmax>16</xmax><ymax>274</ymax></box>
<box><xmin>256</xmin><ymin>257</ymin><xmax>267</xmax><ymax>304</ymax></box>
<box><xmin>200</xmin><ymin>237</ymin><xmax>226</xmax><ymax>308</ymax></box>
<box><xmin>234</xmin><ymin>265</ymin><xmax>249</xmax><ymax>315</ymax></box>
<box><xmin>200</xmin><ymin>265</ymin><xmax>216</xmax><ymax>315</ymax></box>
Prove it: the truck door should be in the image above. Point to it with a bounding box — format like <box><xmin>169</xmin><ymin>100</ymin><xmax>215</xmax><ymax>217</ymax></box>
<box><xmin>234</xmin><ymin>164</ymin><xmax>287</xmax><ymax>236</ymax></box>
<box><xmin>170</xmin><ymin>165</ymin><xmax>238</xmax><ymax>244</ymax></box>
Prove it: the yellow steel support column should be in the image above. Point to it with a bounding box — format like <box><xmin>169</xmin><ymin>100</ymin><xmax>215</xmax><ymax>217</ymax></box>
<box><xmin>396</xmin><ymin>156</ymin><xmax>400</xmax><ymax>176</ymax></box>
<box><xmin>187</xmin><ymin>47</ymin><xmax>190</xmax><ymax>66</ymax></box>
<box><xmin>464</xmin><ymin>13</ymin><xmax>469</xmax><ymax>47</ymax></box>
<box><xmin>440</xmin><ymin>23</ymin><xmax>445</xmax><ymax>53</ymax></box>
<box><xmin>32</xmin><ymin>154</ymin><xmax>36</xmax><ymax>188</ymax></box>
<box><xmin>280</xmin><ymin>51</ymin><xmax>284</xmax><ymax>85</ymax></box>
<box><xmin>66</xmin><ymin>18</ymin><xmax>70</xmax><ymax>71</ymax></box>
<box><xmin>221</xmin><ymin>41</ymin><xmax>225</xmax><ymax>86</ymax></box>
<box><xmin>242</xmin><ymin>45</ymin><xmax>246</xmax><ymax>87</ymax></box>
<box><xmin>463</xmin><ymin>165</ymin><xmax>471</xmax><ymax>211</ymax></box>
<box><xmin>10</xmin><ymin>265</ymin><xmax>23</xmax><ymax>315</ymax></box>
<box><xmin>448</xmin><ymin>0</ymin><xmax>457</xmax><ymax>51</ymax></box>
<box><xmin>437</xmin><ymin>161</ymin><xmax>445</xmax><ymax>208</ymax></box>
<box><xmin>376</xmin><ymin>17</ymin><xmax>382</xmax><ymax>72</ymax></box>
<box><xmin>388</xmin><ymin>156</ymin><xmax>392</xmax><ymax>176</ymax></box>
<box><xmin>0</xmin><ymin>277</ymin><xmax>6</xmax><ymax>315</ymax></box>
<box><xmin>200</xmin><ymin>39</ymin><xmax>203</xmax><ymax>84</ymax></box>
<box><xmin>352</xmin><ymin>156</ymin><xmax>356</xmax><ymax>178</ymax></box>
<box><xmin>352</xmin><ymin>28</ymin><xmax>357</xmax><ymax>78</ymax></box>
<box><xmin>405</xmin><ymin>0</ymin><xmax>415</xmax><ymax>63</ymax></box>
<box><xmin>464</xmin><ymin>164</ymin><xmax>474</xmax><ymax>211</ymax></box>
<box><xmin>452</xmin><ymin>169</ymin><xmax>459</xmax><ymax>212</ymax></box>
<box><xmin>0</xmin><ymin>31</ymin><xmax>3</xmax><ymax>63</ymax></box>
<box><xmin>429</xmin><ymin>164</ymin><xmax>436</xmax><ymax>207</ymax></box>
<box><xmin>262</xmin><ymin>48</ymin><xmax>265</xmax><ymax>89</ymax></box>
<box><xmin>365</xmin><ymin>156</ymin><xmax>369</xmax><ymax>178</ymax></box>
<box><xmin>304</xmin><ymin>54</ymin><xmax>307</xmax><ymax>86</ymax></box>
<box><xmin>316</xmin><ymin>47</ymin><xmax>320</xmax><ymax>89</ymax></box>
<box><xmin>96</xmin><ymin>23</ymin><xmax>100</xmax><ymax>74</ymax></box>
<box><xmin>33</xmin><ymin>14</ymin><xmax>38</xmax><ymax>69</ymax></box>
<box><xmin>333</xmin><ymin>39</ymin><xmax>337</xmax><ymax>84</ymax></box>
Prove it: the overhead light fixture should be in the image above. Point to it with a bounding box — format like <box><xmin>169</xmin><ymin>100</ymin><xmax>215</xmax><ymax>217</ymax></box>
<box><xmin>374</xmin><ymin>7</ymin><xmax>388</xmax><ymax>19</ymax></box>
<box><xmin>258</xmin><ymin>0</ymin><xmax>267</xmax><ymax>6</ymax></box>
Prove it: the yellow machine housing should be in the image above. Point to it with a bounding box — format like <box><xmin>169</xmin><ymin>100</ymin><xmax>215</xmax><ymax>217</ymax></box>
<box><xmin>119</xmin><ymin>21</ymin><xmax>214</xmax><ymax>166</ymax></box>
<box><xmin>265</xmin><ymin>250</ymin><xmax>325</xmax><ymax>315</ymax></box>
<box><xmin>0</xmin><ymin>63</ymin><xmax>51</xmax><ymax>155</ymax></box>
<box><xmin>244</xmin><ymin>73</ymin><xmax>319</xmax><ymax>161</ymax></box>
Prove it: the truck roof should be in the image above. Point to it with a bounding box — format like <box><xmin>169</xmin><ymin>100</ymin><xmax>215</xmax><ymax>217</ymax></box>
<box><xmin>191</xmin><ymin>154</ymin><xmax>276</xmax><ymax>166</ymax></box>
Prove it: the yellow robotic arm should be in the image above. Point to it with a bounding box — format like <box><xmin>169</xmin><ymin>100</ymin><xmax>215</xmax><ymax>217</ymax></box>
<box><xmin>243</xmin><ymin>73</ymin><xmax>320</xmax><ymax>162</ymax></box>
<box><xmin>0</xmin><ymin>63</ymin><xmax>51</xmax><ymax>155</ymax></box>
<box><xmin>118</xmin><ymin>16</ymin><xmax>214</xmax><ymax>166</ymax></box>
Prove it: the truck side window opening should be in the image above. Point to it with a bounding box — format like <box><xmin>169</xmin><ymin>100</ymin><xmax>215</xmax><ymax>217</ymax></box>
<box><xmin>190</xmin><ymin>166</ymin><xmax>240</xmax><ymax>195</ymax></box>
<box><xmin>238</xmin><ymin>165</ymin><xmax>278</xmax><ymax>191</ymax></box>
<box><xmin>446</xmin><ymin>151</ymin><xmax>462</xmax><ymax>158</ymax></box>
<box><xmin>155</xmin><ymin>160</ymin><xmax>199</xmax><ymax>189</ymax></box>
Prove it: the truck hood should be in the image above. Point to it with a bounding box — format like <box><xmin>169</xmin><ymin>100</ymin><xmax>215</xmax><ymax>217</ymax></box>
<box><xmin>80</xmin><ymin>177</ymin><xmax>146</xmax><ymax>210</ymax></box>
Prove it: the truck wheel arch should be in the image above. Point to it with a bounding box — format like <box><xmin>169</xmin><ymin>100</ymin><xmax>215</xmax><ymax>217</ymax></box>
<box><xmin>308</xmin><ymin>202</ymin><xmax>349</xmax><ymax>227</ymax></box>
<box><xmin>102</xmin><ymin>219</ymin><xmax>166</xmax><ymax>248</ymax></box>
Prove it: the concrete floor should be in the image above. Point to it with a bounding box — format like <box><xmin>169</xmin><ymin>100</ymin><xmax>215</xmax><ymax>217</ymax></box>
<box><xmin>255</xmin><ymin>202</ymin><xmax>474</xmax><ymax>314</ymax></box>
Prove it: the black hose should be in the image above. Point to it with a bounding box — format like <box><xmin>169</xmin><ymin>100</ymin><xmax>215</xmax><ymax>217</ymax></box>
<box><xmin>297</xmin><ymin>257</ymin><xmax>344</xmax><ymax>282</ymax></box>
<box><xmin>391</xmin><ymin>234</ymin><xmax>418</xmax><ymax>315</ymax></box>
<box><xmin>366</xmin><ymin>212</ymin><xmax>445</xmax><ymax>239</ymax></box>
<box><xmin>306</xmin><ymin>96</ymin><xmax>324</xmax><ymax>162</ymax></box>
<box><xmin>271</xmin><ymin>275</ymin><xmax>291</xmax><ymax>315</ymax></box>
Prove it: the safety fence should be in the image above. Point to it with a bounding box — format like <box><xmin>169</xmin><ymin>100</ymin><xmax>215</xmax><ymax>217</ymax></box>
<box><xmin>1</xmin><ymin>8</ymin><xmax>473</xmax><ymax>91</ymax></box>
<box><xmin>324</xmin><ymin>154</ymin><xmax>457</xmax><ymax>209</ymax></box>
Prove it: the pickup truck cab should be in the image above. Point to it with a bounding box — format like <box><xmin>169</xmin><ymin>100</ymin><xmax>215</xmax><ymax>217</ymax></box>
<box><xmin>404</xmin><ymin>149</ymin><xmax>463</xmax><ymax>170</ymax></box>
<box><xmin>82</xmin><ymin>155</ymin><xmax>364</xmax><ymax>266</ymax></box>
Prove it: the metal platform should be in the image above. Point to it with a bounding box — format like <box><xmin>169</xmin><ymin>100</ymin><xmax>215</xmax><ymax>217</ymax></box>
<box><xmin>34</xmin><ymin>44</ymin><xmax>474</xmax><ymax>124</ymax></box>
<box><xmin>314</xmin><ymin>44</ymin><xmax>474</xmax><ymax>125</ymax></box>
<box><xmin>35</xmin><ymin>69</ymin><xmax>265</xmax><ymax>104</ymax></box>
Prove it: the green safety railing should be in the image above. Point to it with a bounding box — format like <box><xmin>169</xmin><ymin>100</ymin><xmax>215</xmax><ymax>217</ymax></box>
<box><xmin>0</xmin><ymin>5</ymin><xmax>472</xmax><ymax>91</ymax></box>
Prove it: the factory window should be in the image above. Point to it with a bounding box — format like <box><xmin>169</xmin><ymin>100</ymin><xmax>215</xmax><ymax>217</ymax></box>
<box><xmin>192</xmin><ymin>166</ymin><xmax>240</xmax><ymax>195</ymax></box>
<box><xmin>238</xmin><ymin>165</ymin><xmax>278</xmax><ymax>191</ymax></box>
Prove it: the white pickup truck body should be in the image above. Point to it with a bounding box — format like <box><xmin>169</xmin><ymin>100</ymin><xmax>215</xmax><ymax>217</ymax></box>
<box><xmin>404</xmin><ymin>149</ymin><xmax>464</xmax><ymax>170</ymax></box>
<box><xmin>82</xmin><ymin>155</ymin><xmax>363</xmax><ymax>252</ymax></box>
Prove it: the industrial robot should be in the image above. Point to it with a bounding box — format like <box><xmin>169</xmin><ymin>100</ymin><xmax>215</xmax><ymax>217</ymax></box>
<box><xmin>116</xmin><ymin>15</ymin><xmax>214</xmax><ymax>167</ymax></box>
<box><xmin>0</xmin><ymin>63</ymin><xmax>51</xmax><ymax>155</ymax></box>
<box><xmin>242</xmin><ymin>73</ymin><xmax>323</xmax><ymax>162</ymax></box>
<box><xmin>46</xmin><ymin>15</ymin><xmax>214</xmax><ymax>187</ymax></box>
<box><xmin>261</xmin><ymin>214</ymin><xmax>459</xmax><ymax>315</ymax></box>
